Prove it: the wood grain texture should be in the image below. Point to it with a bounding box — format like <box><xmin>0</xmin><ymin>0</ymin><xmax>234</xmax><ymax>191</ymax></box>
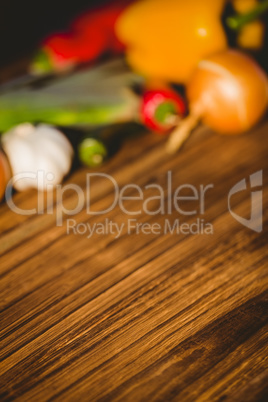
<box><xmin>0</xmin><ymin>119</ymin><xmax>267</xmax><ymax>401</ymax></box>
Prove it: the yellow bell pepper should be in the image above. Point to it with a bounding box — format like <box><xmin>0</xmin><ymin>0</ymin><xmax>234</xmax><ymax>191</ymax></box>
<box><xmin>115</xmin><ymin>0</ymin><xmax>228</xmax><ymax>84</ymax></box>
<box><xmin>237</xmin><ymin>20</ymin><xmax>265</xmax><ymax>48</ymax></box>
<box><xmin>232</xmin><ymin>0</ymin><xmax>258</xmax><ymax>13</ymax></box>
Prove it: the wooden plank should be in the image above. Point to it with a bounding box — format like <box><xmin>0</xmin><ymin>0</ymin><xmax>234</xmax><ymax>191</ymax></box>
<box><xmin>0</xmin><ymin>120</ymin><xmax>267</xmax><ymax>401</ymax></box>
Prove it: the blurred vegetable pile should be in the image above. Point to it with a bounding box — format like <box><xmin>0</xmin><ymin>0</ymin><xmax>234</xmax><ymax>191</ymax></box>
<box><xmin>0</xmin><ymin>0</ymin><xmax>268</xmax><ymax>199</ymax></box>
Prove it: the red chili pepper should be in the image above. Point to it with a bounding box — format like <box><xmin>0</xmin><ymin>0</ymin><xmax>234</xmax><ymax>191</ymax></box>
<box><xmin>43</xmin><ymin>32</ymin><xmax>106</xmax><ymax>67</ymax></box>
<box><xmin>41</xmin><ymin>1</ymin><xmax>131</xmax><ymax>70</ymax></box>
<box><xmin>141</xmin><ymin>89</ymin><xmax>187</xmax><ymax>134</ymax></box>
<box><xmin>72</xmin><ymin>1</ymin><xmax>130</xmax><ymax>54</ymax></box>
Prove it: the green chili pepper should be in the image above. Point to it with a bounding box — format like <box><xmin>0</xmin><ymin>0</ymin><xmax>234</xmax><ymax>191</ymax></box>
<box><xmin>78</xmin><ymin>123</ymin><xmax>144</xmax><ymax>168</ymax></box>
<box><xmin>63</xmin><ymin>122</ymin><xmax>143</xmax><ymax>168</ymax></box>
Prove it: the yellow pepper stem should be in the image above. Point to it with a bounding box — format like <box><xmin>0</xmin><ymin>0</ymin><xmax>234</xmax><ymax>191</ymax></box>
<box><xmin>227</xmin><ymin>0</ymin><xmax>268</xmax><ymax>30</ymax></box>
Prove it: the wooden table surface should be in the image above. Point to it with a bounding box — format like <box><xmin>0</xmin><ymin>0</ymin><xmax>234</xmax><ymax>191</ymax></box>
<box><xmin>0</xmin><ymin>120</ymin><xmax>267</xmax><ymax>401</ymax></box>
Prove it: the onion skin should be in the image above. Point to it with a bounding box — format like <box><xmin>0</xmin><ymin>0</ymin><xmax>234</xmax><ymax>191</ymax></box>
<box><xmin>187</xmin><ymin>50</ymin><xmax>268</xmax><ymax>134</ymax></box>
<box><xmin>0</xmin><ymin>150</ymin><xmax>11</xmax><ymax>201</ymax></box>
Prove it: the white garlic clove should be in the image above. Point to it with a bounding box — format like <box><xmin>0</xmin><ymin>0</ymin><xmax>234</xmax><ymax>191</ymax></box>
<box><xmin>2</xmin><ymin>123</ymin><xmax>74</xmax><ymax>191</ymax></box>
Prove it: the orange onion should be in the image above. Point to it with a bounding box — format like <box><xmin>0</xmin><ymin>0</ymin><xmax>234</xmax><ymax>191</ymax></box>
<box><xmin>167</xmin><ymin>49</ymin><xmax>268</xmax><ymax>153</ymax></box>
<box><xmin>0</xmin><ymin>149</ymin><xmax>11</xmax><ymax>201</ymax></box>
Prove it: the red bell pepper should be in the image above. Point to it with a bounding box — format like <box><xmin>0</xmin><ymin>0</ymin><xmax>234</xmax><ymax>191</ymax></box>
<box><xmin>40</xmin><ymin>1</ymin><xmax>132</xmax><ymax>71</ymax></box>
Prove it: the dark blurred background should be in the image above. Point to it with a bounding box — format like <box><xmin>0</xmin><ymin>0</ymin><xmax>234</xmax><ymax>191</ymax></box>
<box><xmin>0</xmin><ymin>0</ymin><xmax>110</xmax><ymax>66</ymax></box>
<box><xmin>0</xmin><ymin>0</ymin><xmax>267</xmax><ymax>75</ymax></box>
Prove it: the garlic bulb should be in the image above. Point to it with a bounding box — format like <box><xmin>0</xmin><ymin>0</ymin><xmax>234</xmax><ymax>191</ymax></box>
<box><xmin>1</xmin><ymin>123</ymin><xmax>74</xmax><ymax>191</ymax></box>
